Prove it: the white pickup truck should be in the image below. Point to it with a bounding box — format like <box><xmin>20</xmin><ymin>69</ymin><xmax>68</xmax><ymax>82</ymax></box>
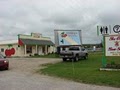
<box><xmin>60</xmin><ymin>46</ymin><xmax>88</xmax><ymax>62</ymax></box>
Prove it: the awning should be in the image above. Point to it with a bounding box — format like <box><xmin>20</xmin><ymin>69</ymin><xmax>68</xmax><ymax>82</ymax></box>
<box><xmin>18</xmin><ymin>39</ymin><xmax>54</xmax><ymax>46</ymax></box>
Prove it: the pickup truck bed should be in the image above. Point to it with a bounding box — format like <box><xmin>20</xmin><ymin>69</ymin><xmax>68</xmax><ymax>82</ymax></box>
<box><xmin>59</xmin><ymin>46</ymin><xmax>88</xmax><ymax>62</ymax></box>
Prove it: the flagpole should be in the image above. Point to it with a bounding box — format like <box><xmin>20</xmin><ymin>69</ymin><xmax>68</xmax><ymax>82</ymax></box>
<box><xmin>97</xmin><ymin>26</ymin><xmax>99</xmax><ymax>36</ymax></box>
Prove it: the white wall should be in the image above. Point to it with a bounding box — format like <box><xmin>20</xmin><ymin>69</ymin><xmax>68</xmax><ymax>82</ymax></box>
<box><xmin>0</xmin><ymin>44</ymin><xmax>55</xmax><ymax>57</ymax></box>
<box><xmin>0</xmin><ymin>44</ymin><xmax>19</xmax><ymax>56</ymax></box>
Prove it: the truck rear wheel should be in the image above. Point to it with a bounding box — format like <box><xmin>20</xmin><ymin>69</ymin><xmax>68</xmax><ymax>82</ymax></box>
<box><xmin>63</xmin><ymin>58</ymin><xmax>67</xmax><ymax>62</ymax></box>
<box><xmin>74</xmin><ymin>57</ymin><xmax>79</xmax><ymax>62</ymax></box>
<box><xmin>84</xmin><ymin>54</ymin><xmax>88</xmax><ymax>60</ymax></box>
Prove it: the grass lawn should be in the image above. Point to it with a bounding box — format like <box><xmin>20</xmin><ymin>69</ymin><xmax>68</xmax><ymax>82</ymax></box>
<box><xmin>39</xmin><ymin>52</ymin><xmax>120</xmax><ymax>87</ymax></box>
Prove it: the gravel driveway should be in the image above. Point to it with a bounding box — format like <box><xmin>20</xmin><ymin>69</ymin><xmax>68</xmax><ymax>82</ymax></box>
<box><xmin>0</xmin><ymin>58</ymin><xmax>119</xmax><ymax>90</ymax></box>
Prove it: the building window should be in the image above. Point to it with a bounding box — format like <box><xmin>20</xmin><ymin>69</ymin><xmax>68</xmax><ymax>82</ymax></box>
<box><xmin>16</xmin><ymin>47</ymin><xmax>18</xmax><ymax>50</ymax></box>
<box><xmin>1</xmin><ymin>48</ymin><xmax>4</xmax><ymax>52</ymax></box>
<box><xmin>26</xmin><ymin>46</ymin><xmax>32</xmax><ymax>53</ymax></box>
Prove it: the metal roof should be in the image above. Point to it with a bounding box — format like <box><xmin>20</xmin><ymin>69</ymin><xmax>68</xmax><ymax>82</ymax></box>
<box><xmin>20</xmin><ymin>39</ymin><xmax>54</xmax><ymax>45</ymax></box>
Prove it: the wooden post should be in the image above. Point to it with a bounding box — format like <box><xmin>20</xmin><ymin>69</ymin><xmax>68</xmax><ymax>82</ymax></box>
<box><xmin>36</xmin><ymin>45</ymin><xmax>38</xmax><ymax>54</ymax></box>
<box><xmin>25</xmin><ymin>45</ymin><xmax>26</xmax><ymax>56</ymax></box>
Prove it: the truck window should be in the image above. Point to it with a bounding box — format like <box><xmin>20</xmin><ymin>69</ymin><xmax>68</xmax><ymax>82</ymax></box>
<box><xmin>82</xmin><ymin>48</ymin><xmax>85</xmax><ymax>51</ymax></box>
<box><xmin>69</xmin><ymin>47</ymin><xmax>79</xmax><ymax>51</ymax></box>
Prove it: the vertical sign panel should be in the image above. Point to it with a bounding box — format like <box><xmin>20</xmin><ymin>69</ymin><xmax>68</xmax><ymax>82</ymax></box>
<box><xmin>105</xmin><ymin>35</ymin><xmax>120</xmax><ymax>56</ymax></box>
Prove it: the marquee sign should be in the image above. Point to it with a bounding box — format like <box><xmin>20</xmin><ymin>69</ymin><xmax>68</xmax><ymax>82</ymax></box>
<box><xmin>105</xmin><ymin>35</ymin><xmax>120</xmax><ymax>56</ymax></box>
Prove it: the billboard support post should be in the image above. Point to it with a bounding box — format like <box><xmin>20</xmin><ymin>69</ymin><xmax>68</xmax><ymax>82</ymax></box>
<box><xmin>97</xmin><ymin>26</ymin><xmax>107</xmax><ymax>67</ymax></box>
<box><xmin>102</xmin><ymin>35</ymin><xmax>107</xmax><ymax>67</ymax></box>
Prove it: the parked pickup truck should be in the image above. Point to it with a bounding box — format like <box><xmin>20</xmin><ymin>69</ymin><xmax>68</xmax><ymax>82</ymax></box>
<box><xmin>60</xmin><ymin>46</ymin><xmax>88</xmax><ymax>62</ymax></box>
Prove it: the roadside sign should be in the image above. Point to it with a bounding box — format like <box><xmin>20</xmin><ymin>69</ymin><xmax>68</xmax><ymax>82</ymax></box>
<box><xmin>97</xmin><ymin>25</ymin><xmax>120</xmax><ymax>67</ymax></box>
<box><xmin>97</xmin><ymin>26</ymin><xmax>111</xmax><ymax>36</ymax></box>
<box><xmin>54</xmin><ymin>30</ymin><xmax>82</xmax><ymax>46</ymax></box>
<box><xmin>113</xmin><ymin>25</ymin><xmax>120</xmax><ymax>33</ymax></box>
<box><xmin>97</xmin><ymin>25</ymin><xmax>120</xmax><ymax>36</ymax></box>
<box><xmin>105</xmin><ymin>35</ymin><xmax>120</xmax><ymax>56</ymax></box>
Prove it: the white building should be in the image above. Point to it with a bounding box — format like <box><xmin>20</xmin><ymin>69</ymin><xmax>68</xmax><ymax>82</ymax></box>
<box><xmin>0</xmin><ymin>33</ymin><xmax>54</xmax><ymax>57</ymax></box>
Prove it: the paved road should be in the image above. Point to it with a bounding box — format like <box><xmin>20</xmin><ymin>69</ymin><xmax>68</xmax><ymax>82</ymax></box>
<box><xmin>0</xmin><ymin>58</ymin><xmax>119</xmax><ymax>90</ymax></box>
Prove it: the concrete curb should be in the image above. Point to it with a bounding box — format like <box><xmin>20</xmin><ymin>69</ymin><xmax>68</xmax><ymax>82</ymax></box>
<box><xmin>100</xmin><ymin>68</ymin><xmax>120</xmax><ymax>71</ymax></box>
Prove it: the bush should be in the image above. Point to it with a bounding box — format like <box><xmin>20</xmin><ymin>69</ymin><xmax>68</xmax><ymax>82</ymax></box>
<box><xmin>106</xmin><ymin>63</ymin><xmax>120</xmax><ymax>69</ymax></box>
<box><xmin>111</xmin><ymin>61</ymin><xmax>115</xmax><ymax>65</ymax></box>
<box><xmin>34</xmin><ymin>53</ymin><xmax>39</xmax><ymax>56</ymax></box>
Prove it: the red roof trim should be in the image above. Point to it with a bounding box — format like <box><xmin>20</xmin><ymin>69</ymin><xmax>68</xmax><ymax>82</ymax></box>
<box><xmin>18</xmin><ymin>39</ymin><xmax>24</xmax><ymax>45</ymax></box>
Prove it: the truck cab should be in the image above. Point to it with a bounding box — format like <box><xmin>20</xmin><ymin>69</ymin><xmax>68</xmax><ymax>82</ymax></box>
<box><xmin>60</xmin><ymin>46</ymin><xmax>88</xmax><ymax>62</ymax></box>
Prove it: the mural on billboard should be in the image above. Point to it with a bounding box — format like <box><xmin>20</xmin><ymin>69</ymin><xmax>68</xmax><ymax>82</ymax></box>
<box><xmin>57</xmin><ymin>31</ymin><xmax>81</xmax><ymax>45</ymax></box>
<box><xmin>5</xmin><ymin>44</ymin><xmax>15</xmax><ymax>57</ymax></box>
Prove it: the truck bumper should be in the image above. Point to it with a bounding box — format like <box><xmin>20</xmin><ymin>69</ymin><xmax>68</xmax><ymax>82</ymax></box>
<box><xmin>60</xmin><ymin>56</ymin><xmax>75</xmax><ymax>59</ymax></box>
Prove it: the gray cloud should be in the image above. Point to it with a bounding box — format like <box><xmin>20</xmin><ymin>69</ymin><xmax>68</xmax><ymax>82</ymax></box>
<box><xmin>0</xmin><ymin>0</ymin><xmax>120</xmax><ymax>44</ymax></box>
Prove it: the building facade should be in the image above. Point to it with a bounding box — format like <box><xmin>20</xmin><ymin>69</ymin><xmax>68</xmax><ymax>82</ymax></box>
<box><xmin>0</xmin><ymin>33</ymin><xmax>54</xmax><ymax>57</ymax></box>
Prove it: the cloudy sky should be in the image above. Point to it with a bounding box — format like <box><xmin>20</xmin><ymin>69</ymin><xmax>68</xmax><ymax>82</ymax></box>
<box><xmin>0</xmin><ymin>0</ymin><xmax>120</xmax><ymax>44</ymax></box>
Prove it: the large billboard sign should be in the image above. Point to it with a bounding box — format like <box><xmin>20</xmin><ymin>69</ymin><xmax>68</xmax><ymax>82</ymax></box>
<box><xmin>54</xmin><ymin>30</ymin><xmax>82</xmax><ymax>46</ymax></box>
<box><xmin>105</xmin><ymin>35</ymin><xmax>120</xmax><ymax>56</ymax></box>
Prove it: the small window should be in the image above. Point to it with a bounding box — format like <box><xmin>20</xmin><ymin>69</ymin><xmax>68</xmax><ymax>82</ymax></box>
<box><xmin>62</xmin><ymin>47</ymin><xmax>66</xmax><ymax>51</ymax></box>
<box><xmin>16</xmin><ymin>47</ymin><xmax>18</xmax><ymax>50</ymax></box>
<box><xmin>1</xmin><ymin>48</ymin><xmax>4</xmax><ymax>52</ymax></box>
<box><xmin>82</xmin><ymin>48</ymin><xmax>85</xmax><ymax>51</ymax></box>
<box><xmin>0</xmin><ymin>54</ymin><xmax>4</xmax><ymax>58</ymax></box>
<box><xmin>69</xmin><ymin>47</ymin><xmax>79</xmax><ymax>51</ymax></box>
<box><xmin>26</xmin><ymin>46</ymin><xmax>32</xmax><ymax>53</ymax></box>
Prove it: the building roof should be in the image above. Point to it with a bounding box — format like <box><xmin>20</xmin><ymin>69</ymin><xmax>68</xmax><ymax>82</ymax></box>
<box><xmin>0</xmin><ymin>40</ymin><xmax>18</xmax><ymax>45</ymax></box>
<box><xmin>19</xmin><ymin>39</ymin><xmax>54</xmax><ymax>45</ymax></box>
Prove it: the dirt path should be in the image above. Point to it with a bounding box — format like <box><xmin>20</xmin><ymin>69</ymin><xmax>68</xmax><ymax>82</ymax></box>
<box><xmin>0</xmin><ymin>58</ymin><xmax>119</xmax><ymax>90</ymax></box>
<box><xmin>9</xmin><ymin>58</ymin><xmax>60</xmax><ymax>74</ymax></box>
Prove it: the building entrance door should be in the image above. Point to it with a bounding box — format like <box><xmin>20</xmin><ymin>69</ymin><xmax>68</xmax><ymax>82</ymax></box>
<box><xmin>38</xmin><ymin>47</ymin><xmax>42</xmax><ymax>55</ymax></box>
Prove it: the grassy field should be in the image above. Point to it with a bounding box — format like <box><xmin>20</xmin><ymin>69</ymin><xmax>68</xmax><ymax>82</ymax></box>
<box><xmin>39</xmin><ymin>52</ymin><xmax>120</xmax><ymax>87</ymax></box>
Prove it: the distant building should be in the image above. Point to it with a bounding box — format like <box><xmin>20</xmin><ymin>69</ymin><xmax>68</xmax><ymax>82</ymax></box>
<box><xmin>0</xmin><ymin>33</ymin><xmax>54</xmax><ymax>57</ymax></box>
<box><xmin>82</xmin><ymin>44</ymin><xmax>102</xmax><ymax>52</ymax></box>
